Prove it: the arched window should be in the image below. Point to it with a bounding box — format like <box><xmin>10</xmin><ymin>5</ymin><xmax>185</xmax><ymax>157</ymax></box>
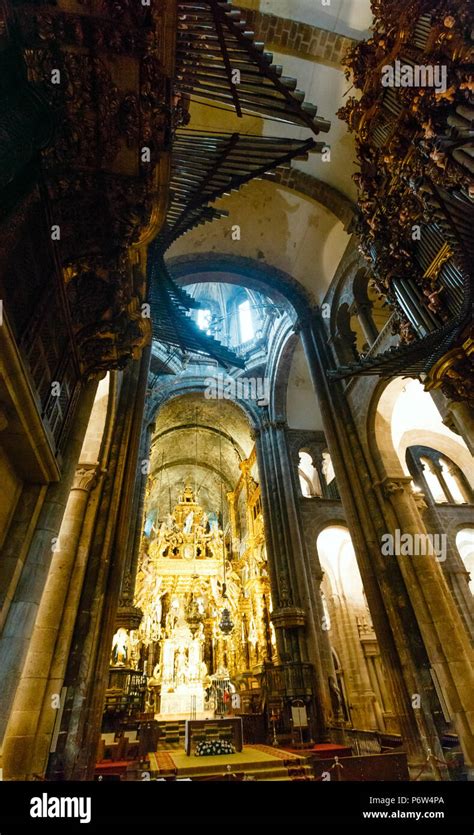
<box><xmin>238</xmin><ymin>299</ymin><xmax>254</xmax><ymax>343</ymax></box>
<box><xmin>298</xmin><ymin>451</ymin><xmax>322</xmax><ymax>497</ymax></box>
<box><xmin>335</xmin><ymin>303</ymin><xmax>359</xmax><ymax>363</ymax></box>
<box><xmin>197</xmin><ymin>308</ymin><xmax>212</xmax><ymax>333</ymax></box>
<box><xmin>406</xmin><ymin>446</ymin><xmax>472</xmax><ymax>505</ymax></box>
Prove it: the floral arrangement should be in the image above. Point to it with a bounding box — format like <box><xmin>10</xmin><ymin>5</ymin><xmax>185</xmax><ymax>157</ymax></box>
<box><xmin>195</xmin><ymin>739</ymin><xmax>235</xmax><ymax>757</ymax></box>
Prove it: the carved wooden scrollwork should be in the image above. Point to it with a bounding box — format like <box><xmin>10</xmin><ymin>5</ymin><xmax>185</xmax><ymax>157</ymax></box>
<box><xmin>10</xmin><ymin>0</ymin><xmax>176</xmax><ymax>376</ymax></box>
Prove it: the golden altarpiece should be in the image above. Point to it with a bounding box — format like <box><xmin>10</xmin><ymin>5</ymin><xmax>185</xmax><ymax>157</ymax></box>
<box><xmin>109</xmin><ymin>459</ymin><xmax>276</xmax><ymax>719</ymax></box>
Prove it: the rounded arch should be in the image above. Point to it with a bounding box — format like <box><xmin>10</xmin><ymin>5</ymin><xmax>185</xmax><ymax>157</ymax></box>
<box><xmin>352</xmin><ymin>267</ymin><xmax>371</xmax><ymax>306</ymax></box>
<box><xmin>166</xmin><ymin>252</ymin><xmax>314</xmax><ymax>317</ymax></box>
<box><xmin>298</xmin><ymin>449</ymin><xmax>322</xmax><ymax>498</ymax></box>
<box><xmin>147</xmin><ymin>388</ymin><xmax>258</xmax><ymax>520</ymax></box>
<box><xmin>166</xmin><ymin>178</ymin><xmax>349</xmax><ymax>302</ymax></box>
<box><xmin>327</xmin><ymin>252</ymin><xmax>366</xmax><ymax>335</ymax></box>
<box><xmin>317</xmin><ymin>525</ymin><xmax>366</xmax><ymax>605</ymax></box>
<box><xmin>147</xmin><ymin>375</ymin><xmax>263</xmax><ymax>432</ymax></box>
<box><xmin>369</xmin><ymin>376</ymin><xmax>473</xmax><ymax>483</ymax></box>
<box><xmin>265</xmin><ymin>320</ymin><xmax>298</xmax><ymax>423</ymax></box>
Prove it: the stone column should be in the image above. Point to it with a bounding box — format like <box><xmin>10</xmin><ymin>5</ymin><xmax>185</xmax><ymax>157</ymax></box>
<box><xmin>300</xmin><ymin>312</ymin><xmax>447</xmax><ymax>776</ymax></box>
<box><xmin>2</xmin><ymin>463</ymin><xmax>99</xmax><ymax>778</ymax></box>
<box><xmin>444</xmin><ymin>401</ymin><xmax>474</xmax><ymax>456</ymax></box>
<box><xmin>355</xmin><ymin>302</ymin><xmax>379</xmax><ymax>347</ymax></box>
<box><xmin>381</xmin><ymin>475</ymin><xmax>474</xmax><ymax>771</ymax></box>
<box><xmin>254</xmin><ymin>419</ymin><xmax>331</xmax><ymax>740</ymax></box>
<box><xmin>49</xmin><ymin>347</ymin><xmax>150</xmax><ymax>780</ymax></box>
<box><xmin>120</xmin><ymin>418</ymin><xmax>155</xmax><ymax>603</ymax></box>
<box><xmin>416</xmin><ymin>493</ymin><xmax>474</xmax><ymax>641</ymax></box>
<box><xmin>0</xmin><ymin>380</ymin><xmax>98</xmax><ymax>752</ymax></box>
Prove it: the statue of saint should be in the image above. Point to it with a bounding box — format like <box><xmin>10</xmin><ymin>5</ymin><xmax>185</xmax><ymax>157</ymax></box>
<box><xmin>184</xmin><ymin>511</ymin><xmax>194</xmax><ymax>534</ymax></box>
<box><xmin>175</xmin><ymin>647</ymin><xmax>188</xmax><ymax>685</ymax></box>
<box><xmin>111</xmin><ymin>628</ymin><xmax>128</xmax><ymax>666</ymax></box>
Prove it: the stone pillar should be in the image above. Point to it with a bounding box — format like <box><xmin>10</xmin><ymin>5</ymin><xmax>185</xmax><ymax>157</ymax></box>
<box><xmin>355</xmin><ymin>302</ymin><xmax>379</xmax><ymax>346</ymax></box>
<box><xmin>254</xmin><ymin>419</ymin><xmax>331</xmax><ymax>740</ymax></box>
<box><xmin>381</xmin><ymin>475</ymin><xmax>474</xmax><ymax>771</ymax></box>
<box><xmin>443</xmin><ymin>402</ymin><xmax>474</xmax><ymax>456</ymax></box>
<box><xmin>300</xmin><ymin>312</ymin><xmax>447</xmax><ymax>776</ymax></box>
<box><xmin>2</xmin><ymin>463</ymin><xmax>99</xmax><ymax>778</ymax></box>
<box><xmin>0</xmin><ymin>380</ymin><xmax>98</xmax><ymax>752</ymax></box>
<box><xmin>49</xmin><ymin>348</ymin><xmax>151</xmax><ymax>780</ymax></box>
<box><xmin>121</xmin><ymin>418</ymin><xmax>155</xmax><ymax>602</ymax></box>
<box><xmin>416</xmin><ymin>493</ymin><xmax>474</xmax><ymax>641</ymax></box>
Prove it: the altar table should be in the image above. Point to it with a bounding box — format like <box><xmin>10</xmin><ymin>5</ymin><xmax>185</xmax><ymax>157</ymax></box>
<box><xmin>184</xmin><ymin>717</ymin><xmax>243</xmax><ymax>755</ymax></box>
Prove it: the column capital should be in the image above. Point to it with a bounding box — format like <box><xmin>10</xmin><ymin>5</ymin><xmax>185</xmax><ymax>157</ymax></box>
<box><xmin>260</xmin><ymin>418</ymin><xmax>287</xmax><ymax>433</ymax></box>
<box><xmin>72</xmin><ymin>463</ymin><xmax>100</xmax><ymax>492</ymax></box>
<box><xmin>412</xmin><ymin>491</ymin><xmax>428</xmax><ymax>510</ymax></box>
<box><xmin>378</xmin><ymin>476</ymin><xmax>413</xmax><ymax>498</ymax></box>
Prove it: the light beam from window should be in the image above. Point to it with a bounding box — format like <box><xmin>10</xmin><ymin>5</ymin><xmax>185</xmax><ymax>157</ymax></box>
<box><xmin>197</xmin><ymin>309</ymin><xmax>211</xmax><ymax>333</ymax></box>
<box><xmin>238</xmin><ymin>299</ymin><xmax>254</xmax><ymax>343</ymax></box>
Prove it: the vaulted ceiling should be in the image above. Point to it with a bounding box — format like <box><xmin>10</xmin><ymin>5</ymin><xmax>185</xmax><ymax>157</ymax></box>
<box><xmin>149</xmin><ymin>392</ymin><xmax>254</xmax><ymax>516</ymax></box>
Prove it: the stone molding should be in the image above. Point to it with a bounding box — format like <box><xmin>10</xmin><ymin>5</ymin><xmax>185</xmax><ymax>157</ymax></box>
<box><xmin>271</xmin><ymin>606</ymin><xmax>306</xmax><ymax>629</ymax></box>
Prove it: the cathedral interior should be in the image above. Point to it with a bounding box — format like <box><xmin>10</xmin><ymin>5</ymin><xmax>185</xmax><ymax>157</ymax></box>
<box><xmin>0</xmin><ymin>0</ymin><xmax>473</xmax><ymax>787</ymax></box>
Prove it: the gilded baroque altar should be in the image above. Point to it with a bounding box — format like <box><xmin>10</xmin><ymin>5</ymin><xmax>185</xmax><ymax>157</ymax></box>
<box><xmin>132</xmin><ymin>481</ymin><xmax>275</xmax><ymax>717</ymax></box>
